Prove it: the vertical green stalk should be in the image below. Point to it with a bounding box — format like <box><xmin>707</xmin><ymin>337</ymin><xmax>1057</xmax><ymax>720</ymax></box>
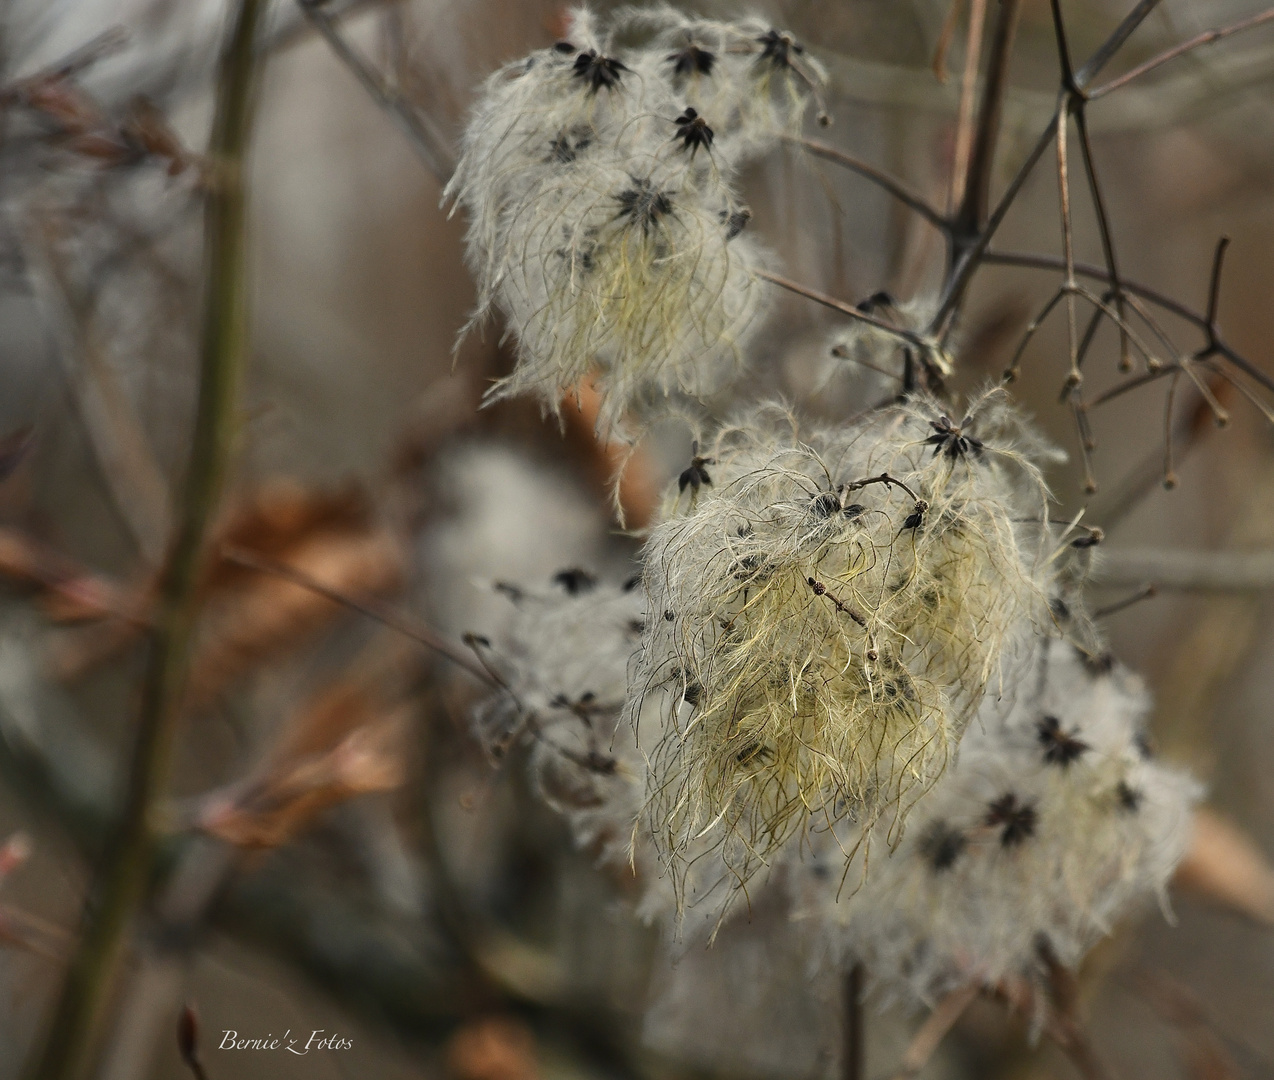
<box><xmin>26</xmin><ymin>3</ymin><xmax>265</xmax><ymax>1078</ymax></box>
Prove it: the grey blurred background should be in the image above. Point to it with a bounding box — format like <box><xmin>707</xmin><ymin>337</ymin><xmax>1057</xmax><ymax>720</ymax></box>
<box><xmin>0</xmin><ymin>1</ymin><xmax>1272</xmax><ymax>1078</ymax></box>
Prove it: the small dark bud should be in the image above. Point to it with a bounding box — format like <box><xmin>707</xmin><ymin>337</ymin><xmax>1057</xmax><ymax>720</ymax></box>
<box><xmin>494</xmin><ymin>581</ymin><xmax>524</xmax><ymax>604</ymax></box>
<box><xmin>1037</xmin><ymin>715</ymin><xmax>1091</xmax><ymax>767</ymax></box>
<box><xmin>553</xmin><ymin>568</ymin><xmax>597</xmax><ymax>595</ymax></box>
<box><xmin>572</xmin><ymin>50</ymin><xmax>628</xmax><ymax>93</ymax></box>
<box><xmin>986</xmin><ymin>793</ymin><xmax>1038</xmax><ymax>847</ymax></box>
<box><xmin>1116</xmin><ymin>781</ymin><xmax>1143</xmax><ymax>813</ymax></box>
<box><xmin>668</xmin><ymin>44</ymin><xmax>716</xmax><ymax>78</ymax></box>
<box><xmin>921</xmin><ymin>821</ymin><xmax>967</xmax><ymax>871</ymax></box>
<box><xmin>673</xmin><ymin>106</ymin><xmax>714</xmax><ymax>155</ymax></box>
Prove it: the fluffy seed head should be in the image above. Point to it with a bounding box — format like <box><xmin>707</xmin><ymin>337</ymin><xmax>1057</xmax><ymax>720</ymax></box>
<box><xmin>445</xmin><ymin>8</ymin><xmax>827</xmax><ymax>431</ymax></box>
<box><xmin>793</xmin><ymin>636</ymin><xmax>1202</xmax><ymax>1006</ymax></box>
<box><xmin>629</xmin><ymin>391</ymin><xmax>1059</xmax><ymax>913</ymax></box>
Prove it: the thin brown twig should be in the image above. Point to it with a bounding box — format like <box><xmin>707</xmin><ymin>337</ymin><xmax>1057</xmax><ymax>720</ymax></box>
<box><xmin>950</xmin><ymin>0</ymin><xmax>1021</xmax><ymax>249</ymax></box>
<box><xmin>934</xmin><ymin>115</ymin><xmax>1058</xmax><ymax>334</ymax></box>
<box><xmin>1163</xmin><ymin>367</ymin><xmax>1183</xmax><ymax>488</ymax></box>
<box><xmin>220</xmin><ymin>547</ymin><xmax>495</xmax><ymax>687</ymax></box>
<box><xmin>757</xmin><ymin>270</ymin><xmax>945</xmax><ymax>371</ymax></box>
<box><xmin>1201</xmin><ymin>235</ymin><xmax>1231</xmax><ymax>349</ymax></box>
<box><xmin>1071</xmin><ymin>103</ymin><xmax>1131</xmax><ymax>370</ymax></box>
<box><xmin>787</xmin><ymin>136</ymin><xmax>948</xmax><ymax>230</ymax></box>
<box><xmin>1074</xmin><ymin>0</ymin><xmax>1163</xmax><ymax>86</ymax></box>
<box><xmin>947</xmin><ymin>0</ymin><xmax>988</xmax><ymax>213</ymax></box>
<box><xmin>297</xmin><ymin>0</ymin><xmax>455</xmax><ymax>183</ymax></box>
<box><xmin>1089</xmin><ymin>7</ymin><xmax>1274</xmax><ymax>99</ymax></box>
<box><xmin>25</xmin><ymin>4</ymin><xmax>267</xmax><ymax>1079</ymax></box>
<box><xmin>1005</xmin><ymin>282</ymin><xmax>1160</xmax><ymax>384</ymax></box>
<box><xmin>888</xmin><ymin>985</ymin><xmax>978</xmax><ymax>1080</ymax></box>
<box><xmin>843</xmin><ymin>963</ymin><xmax>864</xmax><ymax>1080</ymax></box>
<box><xmin>935</xmin><ymin>0</ymin><xmax>1164</xmax><ymax>335</ymax></box>
<box><xmin>1053</xmin><ymin>88</ymin><xmax>1080</xmax><ymax>387</ymax></box>
<box><xmin>982</xmin><ymin>249</ymin><xmax>1274</xmax><ymax>395</ymax></box>
<box><xmin>1093</xmin><ymin>583</ymin><xmax>1157</xmax><ymax>618</ymax></box>
<box><xmin>932</xmin><ymin>0</ymin><xmax>967</xmax><ymax>83</ymax></box>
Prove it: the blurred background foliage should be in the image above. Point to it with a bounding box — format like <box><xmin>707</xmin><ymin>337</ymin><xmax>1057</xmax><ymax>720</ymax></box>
<box><xmin>0</xmin><ymin>1</ymin><xmax>1272</xmax><ymax>1078</ymax></box>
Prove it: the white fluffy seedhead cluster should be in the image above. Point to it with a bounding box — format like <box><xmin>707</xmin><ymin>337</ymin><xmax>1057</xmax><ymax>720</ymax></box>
<box><xmin>471</xmin><ymin>570</ymin><xmax>648</xmax><ymax>866</ymax></box>
<box><xmin>629</xmin><ymin>390</ymin><xmax>1060</xmax><ymax>911</ymax></box>
<box><xmin>446</xmin><ymin>8</ymin><xmax>828</xmax><ymax>431</ymax></box>
<box><xmin>792</xmin><ymin>636</ymin><xmax>1201</xmax><ymax>1006</ymax></box>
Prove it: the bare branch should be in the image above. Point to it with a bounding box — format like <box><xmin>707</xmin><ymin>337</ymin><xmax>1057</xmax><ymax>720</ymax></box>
<box><xmin>933</xmin><ymin>115</ymin><xmax>1058</xmax><ymax>333</ymax></box>
<box><xmin>888</xmin><ymin>986</ymin><xmax>978</xmax><ymax>1080</ymax></box>
<box><xmin>788</xmin><ymin>136</ymin><xmax>948</xmax><ymax>230</ymax></box>
<box><xmin>221</xmin><ymin>547</ymin><xmax>495</xmax><ymax>686</ymax></box>
<box><xmin>1093</xmin><ymin>548</ymin><xmax>1274</xmax><ymax>591</ymax></box>
<box><xmin>26</xmin><ymin>4</ymin><xmax>268</xmax><ymax>1078</ymax></box>
<box><xmin>1089</xmin><ymin>7</ymin><xmax>1274</xmax><ymax>99</ymax></box>
<box><xmin>757</xmin><ymin>271</ymin><xmax>946</xmax><ymax>371</ymax></box>
<box><xmin>1073</xmin><ymin>0</ymin><xmax>1163</xmax><ymax>87</ymax></box>
<box><xmin>1093</xmin><ymin>583</ymin><xmax>1157</xmax><ymax>618</ymax></box>
<box><xmin>947</xmin><ymin>0</ymin><xmax>988</xmax><ymax>212</ymax></box>
<box><xmin>1203</xmin><ymin>235</ymin><xmax>1231</xmax><ymax>341</ymax></box>
<box><xmin>982</xmin><ymin>250</ymin><xmax>1274</xmax><ymax>395</ymax></box>
<box><xmin>951</xmin><ymin>0</ymin><xmax>1022</xmax><ymax>246</ymax></box>
<box><xmin>298</xmin><ymin>0</ymin><xmax>455</xmax><ymax>183</ymax></box>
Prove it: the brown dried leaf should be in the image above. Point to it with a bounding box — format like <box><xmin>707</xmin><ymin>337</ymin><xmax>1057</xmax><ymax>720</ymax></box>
<box><xmin>1173</xmin><ymin>806</ymin><xmax>1274</xmax><ymax>925</ymax></box>
<box><xmin>19</xmin><ymin>75</ymin><xmax>105</xmax><ymax>134</ymax></box>
<box><xmin>199</xmin><ymin>712</ymin><xmax>408</xmax><ymax>849</ymax></box>
<box><xmin>272</xmin><ymin>636</ymin><xmax>417</xmax><ymax>763</ymax></box>
<box><xmin>121</xmin><ymin>96</ymin><xmax>190</xmax><ymax>175</ymax></box>
<box><xmin>186</xmin><ymin>527</ymin><xmax>404</xmax><ymax>708</ymax></box>
<box><xmin>564</xmin><ymin>375</ymin><xmax>659</xmax><ymax>528</ymax></box>
<box><xmin>0</xmin><ymin>528</ymin><xmax>139</xmax><ymax>623</ymax></box>
<box><xmin>0</xmin><ymin>832</ymin><xmax>32</xmax><ymax>885</ymax></box>
<box><xmin>205</xmin><ymin>481</ymin><xmax>372</xmax><ymax>591</ymax></box>
<box><xmin>446</xmin><ymin>1016</ymin><xmax>539</xmax><ymax>1080</ymax></box>
<box><xmin>64</xmin><ymin>131</ymin><xmax>133</xmax><ymax>166</ymax></box>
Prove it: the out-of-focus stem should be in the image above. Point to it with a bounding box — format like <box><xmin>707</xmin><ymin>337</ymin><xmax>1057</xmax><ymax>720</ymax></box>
<box><xmin>24</xmin><ymin>3</ymin><xmax>265</xmax><ymax>1078</ymax></box>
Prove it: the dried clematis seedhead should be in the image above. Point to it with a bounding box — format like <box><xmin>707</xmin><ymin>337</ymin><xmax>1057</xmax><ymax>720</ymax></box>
<box><xmin>794</xmin><ymin>636</ymin><xmax>1201</xmax><ymax>1006</ymax></box>
<box><xmin>446</xmin><ymin>8</ymin><xmax>828</xmax><ymax>431</ymax></box>
<box><xmin>470</xmin><ymin>573</ymin><xmax>648</xmax><ymax>868</ymax></box>
<box><xmin>475</xmin><ymin>155</ymin><xmax>771</xmax><ymax>433</ymax></box>
<box><xmin>629</xmin><ymin>391</ymin><xmax>1060</xmax><ymax>916</ymax></box>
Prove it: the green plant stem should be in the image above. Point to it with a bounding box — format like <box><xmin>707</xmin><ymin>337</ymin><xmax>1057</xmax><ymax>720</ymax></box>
<box><xmin>25</xmin><ymin>3</ymin><xmax>265</xmax><ymax>1078</ymax></box>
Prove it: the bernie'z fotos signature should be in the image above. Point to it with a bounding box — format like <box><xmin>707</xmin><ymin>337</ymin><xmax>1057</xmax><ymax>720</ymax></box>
<box><xmin>219</xmin><ymin>1030</ymin><xmax>352</xmax><ymax>1054</ymax></box>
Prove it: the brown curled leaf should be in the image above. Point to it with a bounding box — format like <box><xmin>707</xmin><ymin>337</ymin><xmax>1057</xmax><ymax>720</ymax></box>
<box><xmin>186</xmin><ymin>526</ymin><xmax>405</xmax><ymax>708</ymax></box>
<box><xmin>445</xmin><ymin>1016</ymin><xmax>539</xmax><ymax>1080</ymax></box>
<box><xmin>1172</xmin><ymin>806</ymin><xmax>1274</xmax><ymax>925</ymax></box>
<box><xmin>563</xmin><ymin>374</ymin><xmax>659</xmax><ymax>528</ymax></box>
<box><xmin>198</xmin><ymin>711</ymin><xmax>408</xmax><ymax>849</ymax></box>
<box><xmin>121</xmin><ymin>96</ymin><xmax>191</xmax><ymax>175</ymax></box>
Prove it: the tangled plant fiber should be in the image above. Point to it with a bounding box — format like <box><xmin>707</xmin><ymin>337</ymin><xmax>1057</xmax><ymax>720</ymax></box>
<box><xmin>794</xmin><ymin>636</ymin><xmax>1201</xmax><ymax>1007</ymax></box>
<box><xmin>629</xmin><ymin>391</ymin><xmax>1061</xmax><ymax>915</ymax></box>
<box><xmin>445</xmin><ymin>8</ymin><xmax>828</xmax><ymax>432</ymax></box>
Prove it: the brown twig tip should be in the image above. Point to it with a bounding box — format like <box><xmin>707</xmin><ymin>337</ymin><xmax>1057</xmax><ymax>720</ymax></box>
<box><xmin>221</xmin><ymin>545</ymin><xmax>496</xmax><ymax>687</ymax></box>
<box><xmin>178</xmin><ymin>1005</ymin><xmax>210</xmax><ymax>1080</ymax></box>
